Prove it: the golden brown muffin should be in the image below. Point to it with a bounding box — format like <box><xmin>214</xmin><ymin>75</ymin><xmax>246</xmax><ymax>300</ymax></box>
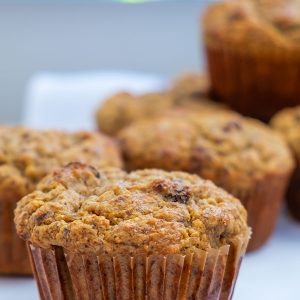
<box><xmin>271</xmin><ymin>106</ymin><xmax>300</xmax><ymax>221</ymax></box>
<box><xmin>96</xmin><ymin>92</ymin><xmax>173</xmax><ymax>135</ymax></box>
<box><xmin>96</xmin><ymin>92</ymin><xmax>141</xmax><ymax>136</ymax></box>
<box><xmin>0</xmin><ymin>126</ymin><xmax>122</xmax><ymax>275</ymax></box>
<box><xmin>96</xmin><ymin>91</ymin><xmax>174</xmax><ymax>136</ymax></box>
<box><xmin>96</xmin><ymin>74</ymin><xmax>225</xmax><ymax>136</ymax></box>
<box><xmin>15</xmin><ymin>162</ymin><xmax>250</xmax><ymax>299</ymax></box>
<box><xmin>203</xmin><ymin>0</ymin><xmax>300</xmax><ymax>121</ymax></box>
<box><xmin>119</xmin><ymin>111</ymin><xmax>294</xmax><ymax>251</ymax></box>
<box><xmin>170</xmin><ymin>73</ymin><xmax>210</xmax><ymax>101</ymax></box>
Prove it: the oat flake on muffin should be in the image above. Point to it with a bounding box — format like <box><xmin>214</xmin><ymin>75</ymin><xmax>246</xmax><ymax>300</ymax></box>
<box><xmin>96</xmin><ymin>74</ymin><xmax>225</xmax><ymax>136</ymax></box>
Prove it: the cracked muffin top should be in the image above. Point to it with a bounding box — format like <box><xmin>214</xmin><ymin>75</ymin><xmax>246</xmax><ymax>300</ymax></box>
<box><xmin>271</xmin><ymin>106</ymin><xmax>300</xmax><ymax>161</ymax></box>
<box><xmin>15</xmin><ymin>162</ymin><xmax>249</xmax><ymax>255</ymax></box>
<box><xmin>203</xmin><ymin>0</ymin><xmax>300</xmax><ymax>50</ymax></box>
<box><xmin>96</xmin><ymin>74</ymin><xmax>224</xmax><ymax>136</ymax></box>
<box><xmin>118</xmin><ymin>111</ymin><xmax>294</xmax><ymax>192</ymax></box>
<box><xmin>0</xmin><ymin>126</ymin><xmax>123</xmax><ymax>202</ymax></box>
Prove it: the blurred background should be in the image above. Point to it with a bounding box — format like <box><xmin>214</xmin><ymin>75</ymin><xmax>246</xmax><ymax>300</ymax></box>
<box><xmin>0</xmin><ymin>0</ymin><xmax>215</xmax><ymax>124</ymax></box>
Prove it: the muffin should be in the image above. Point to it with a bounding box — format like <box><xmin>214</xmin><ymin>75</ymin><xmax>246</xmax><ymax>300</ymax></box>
<box><xmin>15</xmin><ymin>162</ymin><xmax>250</xmax><ymax>299</ymax></box>
<box><xmin>170</xmin><ymin>73</ymin><xmax>210</xmax><ymax>101</ymax></box>
<box><xmin>0</xmin><ymin>126</ymin><xmax>122</xmax><ymax>275</ymax></box>
<box><xmin>271</xmin><ymin>106</ymin><xmax>300</xmax><ymax>221</ymax></box>
<box><xmin>96</xmin><ymin>74</ymin><xmax>225</xmax><ymax>136</ymax></box>
<box><xmin>203</xmin><ymin>0</ymin><xmax>300</xmax><ymax>121</ymax></box>
<box><xmin>96</xmin><ymin>91</ymin><xmax>174</xmax><ymax>136</ymax></box>
<box><xmin>118</xmin><ymin>111</ymin><xmax>294</xmax><ymax>251</ymax></box>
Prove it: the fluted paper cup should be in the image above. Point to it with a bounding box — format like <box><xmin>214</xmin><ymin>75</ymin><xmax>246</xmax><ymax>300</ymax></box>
<box><xmin>205</xmin><ymin>42</ymin><xmax>300</xmax><ymax>121</ymax></box>
<box><xmin>232</xmin><ymin>172</ymin><xmax>291</xmax><ymax>252</ymax></box>
<box><xmin>27</xmin><ymin>233</ymin><xmax>249</xmax><ymax>300</ymax></box>
<box><xmin>0</xmin><ymin>200</ymin><xmax>31</xmax><ymax>275</ymax></box>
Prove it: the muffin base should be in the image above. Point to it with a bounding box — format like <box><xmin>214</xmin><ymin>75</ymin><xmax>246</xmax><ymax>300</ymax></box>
<box><xmin>0</xmin><ymin>200</ymin><xmax>32</xmax><ymax>275</ymax></box>
<box><xmin>27</xmin><ymin>234</ymin><xmax>249</xmax><ymax>300</ymax></box>
<box><xmin>287</xmin><ymin>165</ymin><xmax>300</xmax><ymax>221</ymax></box>
<box><xmin>206</xmin><ymin>45</ymin><xmax>300</xmax><ymax>121</ymax></box>
<box><xmin>234</xmin><ymin>172</ymin><xmax>290</xmax><ymax>252</ymax></box>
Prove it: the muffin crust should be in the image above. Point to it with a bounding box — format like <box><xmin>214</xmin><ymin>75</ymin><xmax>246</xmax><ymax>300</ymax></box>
<box><xmin>96</xmin><ymin>74</ymin><xmax>224</xmax><ymax>136</ymax></box>
<box><xmin>204</xmin><ymin>0</ymin><xmax>300</xmax><ymax>51</ymax></box>
<box><xmin>119</xmin><ymin>111</ymin><xmax>294</xmax><ymax>192</ymax></box>
<box><xmin>96</xmin><ymin>92</ymin><xmax>174</xmax><ymax>136</ymax></box>
<box><xmin>0</xmin><ymin>126</ymin><xmax>123</xmax><ymax>202</ymax></box>
<box><xmin>170</xmin><ymin>73</ymin><xmax>210</xmax><ymax>100</ymax></box>
<box><xmin>15</xmin><ymin>162</ymin><xmax>249</xmax><ymax>256</ymax></box>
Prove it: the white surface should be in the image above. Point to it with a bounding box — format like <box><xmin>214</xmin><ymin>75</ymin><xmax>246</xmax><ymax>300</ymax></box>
<box><xmin>0</xmin><ymin>278</ymin><xmax>38</xmax><ymax>300</ymax></box>
<box><xmin>1</xmin><ymin>71</ymin><xmax>298</xmax><ymax>300</ymax></box>
<box><xmin>236</xmin><ymin>213</ymin><xmax>300</xmax><ymax>300</ymax></box>
<box><xmin>23</xmin><ymin>71</ymin><xmax>167</xmax><ymax>130</ymax></box>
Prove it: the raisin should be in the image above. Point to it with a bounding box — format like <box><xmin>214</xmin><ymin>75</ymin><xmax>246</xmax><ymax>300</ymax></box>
<box><xmin>35</xmin><ymin>212</ymin><xmax>50</xmax><ymax>225</ymax></box>
<box><xmin>165</xmin><ymin>189</ymin><xmax>190</xmax><ymax>204</ymax></box>
<box><xmin>151</xmin><ymin>179</ymin><xmax>191</xmax><ymax>204</ymax></box>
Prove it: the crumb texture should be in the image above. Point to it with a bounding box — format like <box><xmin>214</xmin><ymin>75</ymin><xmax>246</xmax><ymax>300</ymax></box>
<box><xmin>15</xmin><ymin>162</ymin><xmax>249</xmax><ymax>255</ymax></box>
<box><xmin>119</xmin><ymin>111</ymin><xmax>294</xmax><ymax>192</ymax></box>
<box><xmin>0</xmin><ymin>127</ymin><xmax>123</xmax><ymax>201</ymax></box>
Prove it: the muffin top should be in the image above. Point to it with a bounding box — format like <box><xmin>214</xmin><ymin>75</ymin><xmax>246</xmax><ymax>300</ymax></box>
<box><xmin>96</xmin><ymin>92</ymin><xmax>174</xmax><ymax>136</ymax></box>
<box><xmin>119</xmin><ymin>111</ymin><xmax>294</xmax><ymax>192</ymax></box>
<box><xmin>15</xmin><ymin>162</ymin><xmax>249</xmax><ymax>255</ymax></box>
<box><xmin>170</xmin><ymin>73</ymin><xmax>210</xmax><ymax>101</ymax></box>
<box><xmin>203</xmin><ymin>0</ymin><xmax>300</xmax><ymax>50</ymax></box>
<box><xmin>271</xmin><ymin>106</ymin><xmax>300</xmax><ymax>161</ymax></box>
<box><xmin>0</xmin><ymin>126</ymin><xmax>122</xmax><ymax>201</ymax></box>
<box><xmin>96</xmin><ymin>74</ymin><xmax>223</xmax><ymax>136</ymax></box>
